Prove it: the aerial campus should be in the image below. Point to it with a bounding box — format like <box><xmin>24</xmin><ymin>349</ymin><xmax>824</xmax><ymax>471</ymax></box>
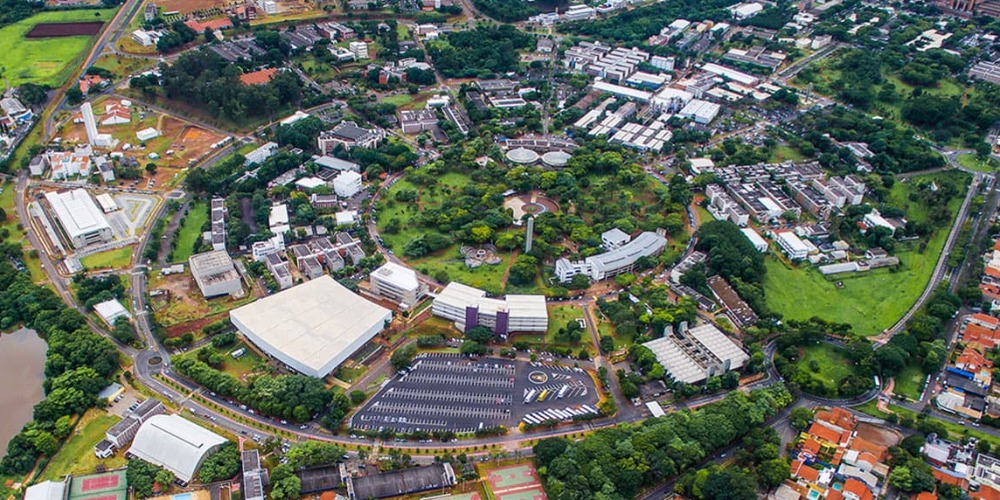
<box><xmin>2</xmin><ymin>0</ymin><xmax>1000</xmax><ymax>499</ymax></box>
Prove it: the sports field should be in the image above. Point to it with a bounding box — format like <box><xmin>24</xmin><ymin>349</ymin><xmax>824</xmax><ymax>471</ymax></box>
<box><xmin>0</xmin><ymin>9</ymin><xmax>116</xmax><ymax>87</ymax></box>
<box><xmin>486</xmin><ymin>464</ymin><xmax>548</xmax><ymax>500</ymax></box>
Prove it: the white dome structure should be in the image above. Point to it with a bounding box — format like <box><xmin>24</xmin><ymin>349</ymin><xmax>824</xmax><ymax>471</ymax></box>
<box><xmin>505</xmin><ymin>147</ymin><xmax>540</xmax><ymax>165</ymax></box>
<box><xmin>128</xmin><ymin>414</ymin><xmax>227</xmax><ymax>483</ymax></box>
<box><xmin>541</xmin><ymin>151</ymin><xmax>572</xmax><ymax>167</ymax></box>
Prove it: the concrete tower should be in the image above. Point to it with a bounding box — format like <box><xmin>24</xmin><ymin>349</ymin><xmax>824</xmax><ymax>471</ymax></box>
<box><xmin>81</xmin><ymin>102</ymin><xmax>99</xmax><ymax>146</ymax></box>
<box><xmin>524</xmin><ymin>216</ymin><xmax>534</xmax><ymax>253</ymax></box>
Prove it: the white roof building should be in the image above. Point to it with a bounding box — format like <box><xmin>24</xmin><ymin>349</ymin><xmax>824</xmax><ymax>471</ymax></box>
<box><xmin>775</xmin><ymin>231</ymin><xmax>809</xmax><ymax>260</ymax></box>
<box><xmin>94</xmin><ymin>298</ymin><xmax>131</xmax><ymax>326</ymax></box>
<box><xmin>136</xmin><ymin>127</ymin><xmax>160</xmax><ymax>141</ymax></box>
<box><xmin>128</xmin><ymin>414</ymin><xmax>227</xmax><ymax>483</ymax></box>
<box><xmin>432</xmin><ymin>282</ymin><xmax>547</xmax><ymax>335</ymax></box>
<box><xmin>24</xmin><ymin>481</ymin><xmax>66</xmax><ymax>500</ymax></box>
<box><xmin>740</xmin><ymin>227</ymin><xmax>768</xmax><ymax>253</ymax></box>
<box><xmin>295</xmin><ymin>176</ymin><xmax>326</xmax><ymax>190</ymax></box>
<box><xmin>333</xmin><ymin>170</ymin><xmax>363</xmax><ymax>198</ymax></box>
<box><xmin>313</xmin><ymin>155</ymin><xmax>360</xmax><ymax>172</ymax></box>
<box><xmin>245</xmin><ymin>141</ymin><xmax>278</xmax><ymax>166</ymax></box>
<box><xmin>95</xmin><ymin>192</ymin><xmax>118</xmax><ymax>213</ymax></box>
<box><xmin>642</xmin><ymin>323</ymin><xmax>749</xmax><ymax>384</ymax></box>
<box><xmin>44</xmin><ymin>189</ymin><xmax>113</xmax><ymax>249</ymax></box>
<box><xmin>678</xmin><ymin>99</ymin><xmax>721</xmax><ymax>124</ymax></box>
<box><xmin>370</xmin><ymin>262</ymin><xmax>427</xmax><ymax>309</ymax></box>
<box><xmin>269</xmin><ymin>204</ymin><xmax>290</xmax><ymax>234</ymax></box>
<box><xmin>229</xmin><ymin>276</ymin><xmax>392</xmax><ymax>378</ymax></box>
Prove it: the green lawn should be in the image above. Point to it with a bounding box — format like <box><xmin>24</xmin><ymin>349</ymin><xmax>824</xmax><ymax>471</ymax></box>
<box><xmin>174</xmin><ymin>341</ymin><xmax>264</xmax><ymax>380</ymax></box>
<box><xmin>80</xmin><ymin>246</ymin><xmax>133</xmax><ymax>270</ymax></box>
<box><xmin>893</xmin><ymin>364</ymin><xmax>926</xmax><ymax>400</ymax></box>
<box><xmin>768</xmin><ymin>144</ymin><xmax>805</xmax><ymax>163</ymax></box>
<box><xmin>172</xmin><ymin>201</ymin><xmax>208</xmax><ymax>263</ymax></box>
<box><xmin>764</xmin><ymin>172</ymin><xmax>967</xmax><ymax>336</ymax></box>
<box><xmin>0</xmin><ymin>9</ymin><xmax>116</xmax><ymax>87</ymax></box>
<box><xmin>957</xmin><ymin>153</ymin><xmax>998</xmax><ymax>173</ymax></box>
<box><xmin>382</xmin><ymin>94</ymin><xmax>414</xmax><ymax>108</ymax></box>
<box><xmin>38</xmin><ymin>410</ymin><xmax>126</xmax><ymax>481</ymax></box>
<box><xmin>545</xmin><ymin>305</ymin><xmax>585</xmax><ymax>340</ymax></box>
<box><xmin>792</xmin><ymin>343</ymin><xmax>859</xmax><ymax>394</ymax></box>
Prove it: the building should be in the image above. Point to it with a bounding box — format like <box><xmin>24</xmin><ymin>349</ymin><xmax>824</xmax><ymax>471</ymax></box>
<box><xmin>101</xmin><ymin>399</ymin><xmax>165</xmax><ymax>453</ymax></box>
<box><xmin>563</xmin><ymin>3</ymin><xmax>596</xmax><ymax>20</ymax></box>
<box><xmin>642</xmin><ymin>322</ymin><xmax>749</xmax><ymax>384</ymax></box>
<box><xmin>555</xmin><ymin>231</ymin><xmax>667</xmax><ymax>283</ymax></box>
<box><xmin>230</xmin><ymin>276</ymin><xmax>392</xmax><ymax>378</ymax></box>
<box><xmin>269</xmin><ymin>204</ymin><xmax>290</xmax><ymax>235</ymax></box>
<box><xmin>862</xmin><ymin>209</ymin><xmax>904</xmax><ymax>236</ymax></box>
<box><xmin>970</xmin><ymin>61</ymin><xmax>1000</xmax><ymax>85</ymax></box>
<box><xmin>729</xmin><ymin>1</ymin><xmax>764</xmax><ymax>19</ymax></box>
<box><xmin>370</xmin><ymin>262</ymin><xmax>427</xmax><ymax>309</ymax></box>
<box><xmin>317</xmin><ymin>122</ymin><xmax>384</xmax><ymax>152</ymax></box>
<box><xmin>128</xmin><ymin>414</ymin><xmax>227</xmax><ymax>483</ymax></box>
<box><xmin>94</xmin><ymin>298</ymin><xmax>130</xmax><ymax>326</ymax></box>
<box><xmin>47</xmin><ymin>149</ymin><xmax>91</xmax><ymax>180</ymax></box>
<box><xmin>245</xmin><ymin>141</ymin><xmax>278</xmax><ymax>166</ymax></box>
<box><xmin>336</xmin><ymin>231</ymin><xmax>366</xmax><ymax>265</ymax></box>
<box><xmin>707</xmin><ymin>276</ymin><xmax>759</xmax><ymax>328</ymax></box>
<box><xmin>333</xmin><ymin>170</ymin><xmax>363</xmax><ymax>198</ymax></box>
<box><xmin>44</xmin><ymin>189</ymin><xmax>113</xmax><ymax>248</ymax></box>
<box><xmin>740</xmin><ymin>227</ymin><xmax>768</xmax><ymax>252</ymax></box>
<box><xmin>399</xmin><ymin>109</ymin><xmax>438</xmax><ymax>134</ymax></box>
<box><xmin>678</xmin><ymin>99</ymin><xmax>721</xmax><ymax>124</ymax></box>
<box><xmin>81</xmin><ymin>102</ymin><xmax>113</xmax><ymax>148</ymax></box>
<box><xmin>348</xmin><ymin>463</ymin><xmax>456</xmax><ymax>499</ymax></box>
<box><xmin>189</xmin><ymin>250</ymin><xmax>243</xmax><ymax>298</ymax></box>
<box><xmin>313</xmin><ymin>155</ymin><xmax>360</xmax><ymax>172</ymax></box>
<box><xmin>144</xmin><ymin>1</ymin><xmax>157</xmax><ymax>20</ymax></box>
<box><xmin>602</xmin><ymin>228</ymin><xmax>631</xmax><ymax>249</ymax></box>
<box><xmin>210</xmin><ymin>197</ymin><xmax>227</xmax><ymax>251</ymax></box>
<box><xmin>265</xmin><ymin>252</ymin><xmax>293</xmax><ymax>290</ymax></box>
<box><xmin>242</xmin><ymin>450</ymin><xmax>268</xmax><ymax>500</ymax></box>
<box><xmin>433</xmin><ymin>282</ymin><xmax>547</xmax><ymax>335</ymax></box>
<box><xmin>775</xmin><ymin>231</ymin><xmax>809</xmax><ymax>260</ymax></box>
<box><xmin>24</xmin><ymin>481</ymin><xmax>66</xmax><ymax>500</ymax></box>
<box><xmin>349</xmin><ymin>41</ymin><xmax>369</xmax><ymax>59</ymax></box>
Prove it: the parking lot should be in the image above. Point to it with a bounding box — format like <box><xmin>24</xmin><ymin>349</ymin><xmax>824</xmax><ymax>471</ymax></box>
<box><xmin>350</xmin><ymin>354</ymin><xmax>600</xmax><ymax>434</ymax></box>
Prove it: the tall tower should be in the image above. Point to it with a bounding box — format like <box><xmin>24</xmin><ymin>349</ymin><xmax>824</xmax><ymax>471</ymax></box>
<box><xmin>524</xmin><ymin>216</ymin><xmax>534</xmax><ymax>253</ymax></box>
<box><xmin>81</xmin><ymin>102</ymin><xmax>99</xmax><ymax>146</ymax></box>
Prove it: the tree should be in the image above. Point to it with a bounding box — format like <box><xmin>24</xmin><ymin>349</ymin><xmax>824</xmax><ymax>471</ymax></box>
<box><xmin>349</xmin><ymin>390</ymin><xmax>367</xmax><ymax>405</ymax></box>
<box><xmin>145</xmin><ymin>163</ymin><xmax>157</xmax><ymax>175</ymax></box>
<box><xmin>758</xmin><ymin>458</ymin><xmax>790</xmax><ymax>490</ymax></box>
<box><xmin>460</xmin><ymin>340</ymin><xmax>486</xmax><ymax>356</ymax></box>
<box><xmin>66</xmin><ymin>86</ymin><xmax>83</xmax><ymax>105</ymax></box>
<box><xmin>466</xmin><ymin>326</ymin><xmax>494</xmax><ymax>344</ymax></box>
<box><xmin>269</xmin><ymin>464</ymin><xmax>302</xmax><ymax>500</ymax></box>
<box><xmin>789</xmin><ymin>407</ymin><xmax>814</xmax><ymax>430</ymax></box>
<box><xmin>286</xmin><ymin>441</ymin><xmax>346</xmax><ymax>469</ymax></box>
<box><xmin>199</xmin><ymin>443</ymin><xmax>240</xmax><ymax>482</ymax></box>
<box><xmin>390</xmin><ymin>344</ymin><xmax>417</xmax><ymax>371</ymax></box>
<box><xmin>508</xmin><ymin>255</ymin><xmax>538</xmax><ymax>285</ymax></box>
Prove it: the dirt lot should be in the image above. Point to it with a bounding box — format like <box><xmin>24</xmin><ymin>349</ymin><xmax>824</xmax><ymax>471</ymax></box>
<box><xmin>856</xmin><ymin>422</ymin><xmax>903</xmax><ymax>448</ymax></box>
<box><xmin>149</xmin><ymin>272</ymin><xmax>259</xmax><ymax>334</ymax></box>
<box><xmin>26</xmin><ymin>22</ymin><xmax>103</xmax><ymax>37</ymax></box>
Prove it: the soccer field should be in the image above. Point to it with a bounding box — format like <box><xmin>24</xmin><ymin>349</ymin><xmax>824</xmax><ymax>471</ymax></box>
<box><xmin>0</xmin><ymin>9</ymin><xmax>116</xmax><ymax>87</ymax></box>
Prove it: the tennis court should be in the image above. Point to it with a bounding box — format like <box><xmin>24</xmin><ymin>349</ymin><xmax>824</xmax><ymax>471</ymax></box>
<box><xmin>497</xmin><ymin>488</ymin><xmax>546</xmax><ymax>500</ymax></box>
<box><xmin>69</xmin><ymin>469</ymin><xmax>128</xmax><ymax>500</ymax></box>
<box><xmin>81</xmin><ymin>476</ymin><xmax>119</xmax><ymax>492</ymax></box>
<box><xmin>439</xmin><ymin>493</ymin><xmax>481</xmax><ymax>500</ymax></box>
<box><xmin>488</xmin><ymin>464</ymin><xmax>539</xmax><ymax>490</ymax></box>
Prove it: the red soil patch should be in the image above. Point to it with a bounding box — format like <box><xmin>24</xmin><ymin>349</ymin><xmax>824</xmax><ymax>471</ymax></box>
<box><xmin>25</xmin><ymin>21</ymin><xmax>103</xmax><ymax>38</ymax></box>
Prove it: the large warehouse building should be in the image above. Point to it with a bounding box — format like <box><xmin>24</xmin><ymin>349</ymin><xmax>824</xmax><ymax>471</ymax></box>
<box><xmin>432</xmin><ymin>282</ymin><xmax>547</xmax><ymax>335</ymax></box>
<box><xmin>44</xmin><ymin>189</ymin><xmax>113</xmax><ymax>248</ymax></box>
<box><xmin>127</xmin><ymin>414</ymin><xmax>227</xmax><ymax>483</ymax></box>
<box><xmin>229</xmin><ymin>276</ymin><xmax>392</xmax><ymax>378</ymax></box>
<box><xmin>641</xmin><ymin>322</ymin><xmax>749</xmax><ymax>384</ymax></box>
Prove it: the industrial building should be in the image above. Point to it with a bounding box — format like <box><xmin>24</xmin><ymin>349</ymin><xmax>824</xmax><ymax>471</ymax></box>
<box><xmin>93</xmin><ymin>298</ymin><xmax>131</xmax><ymax>326</ymax></box>
<box><xmin>370</xmin><ymin>262</ymin><xmax>427</xmax><ymax>310</ymax></box>
<box><xmin>678</xmin><ymin>99</ymin><xmax>721</xmax><ymax>124</ymax></box>
<box><xmin>432</xmin><ymin>282</ymin><xmax>547</xmax><ymax>335</ymax></box>
<box><xmin>127</xmin><ymin>414</ymin><xmax>227</xmax><ymax>483</ymax></box>
<box><xmin>44</xmin><ymin>189</ymin><xmax>113</xmax><ymax>249</ymax></box>
<box><xmin>555</xmin><ymin>231</ymin><xmax>667</xmax><ymax>283</ymax></box>
<box><xmin>642</xmin><ymin>322</ymin><xmax>749</xmax><ymax>384</ymax></box>
<box><xmin>189</xmin><ymin>250</ymin><xmax>243</xmax><ymax>298</ymax></box>
<box><xmin>229</xmin><ymin>276</ymin><xmax>392</xmax><ymax>378</ymax></box>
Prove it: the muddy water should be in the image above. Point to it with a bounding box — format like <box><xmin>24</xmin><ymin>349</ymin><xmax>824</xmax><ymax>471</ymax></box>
<box><xmin>0</xmin><ymin>328</ymin><xmax>47</xmax><ymax>458</ymax></box>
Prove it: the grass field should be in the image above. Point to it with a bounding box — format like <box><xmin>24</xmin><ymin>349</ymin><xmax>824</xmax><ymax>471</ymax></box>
<box><xmin>172</xmin><ymin>201</ymin><xmax>208</xmax><ymax>263</ymax></box>
<box><xmin>382</xmin><ymin>94</ymin><xmax>414</xmax><ymax>108</ymax></box>
<box><xmin>545</xmin><ymin>305</ymin><xmax>585</xmax><ymax>340</ymax></box>
<box><xmin>764</xmin><ymin>172</ymin><xmax>967</xmax><ymax>336</ymax></box>
<box><xmin>174</xmin><ymin>341</ymin><xmax>263</xmax><ymax>379</ymax></box>
<box><xmin>768</xmin><ymin>144</ymin><xmax>806</xmax><ymax>163</ymax></box>
<box><xmin>0</xmin><ymin>9</ymin><xmax>116</xmax><ymax>87</ymax></box>
<box><xmin>39</xmin><ymin>410</ymin><xmax>126</xmax><ymax>481</ymax></box>
<box><xmin>793</xmin><ymin>343</ymin><xmax>859</xmax><ymax>394</ymax></box>
<box><xmin>80</xmin><ymin>246</ymin><xmax>133</xmax><ymax>270</ymax></box>
<box><xmin>93</xmin><ymin>53</ymin><xmax>154</xmax><ymax>79</ymax></box>
<box><xmin>893</xmin><ymin>364</ymin><xmax>926</xmax><ymax>400</ymax></box>
<box><xmin>957</xmin><ymin>153</ymin><xmax>998</xmax><ymax>173</ymax></box>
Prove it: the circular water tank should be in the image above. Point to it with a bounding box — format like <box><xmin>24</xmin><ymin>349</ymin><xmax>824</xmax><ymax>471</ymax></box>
<box><xmin>541</xmin><ymin>151</ymin><xmax>572</xmax><ymax>167</ymax></box>
<box><xmin>505</xmin><ymin>147</ymin><xmax>540</xmax><ymax>165</ymax></box>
